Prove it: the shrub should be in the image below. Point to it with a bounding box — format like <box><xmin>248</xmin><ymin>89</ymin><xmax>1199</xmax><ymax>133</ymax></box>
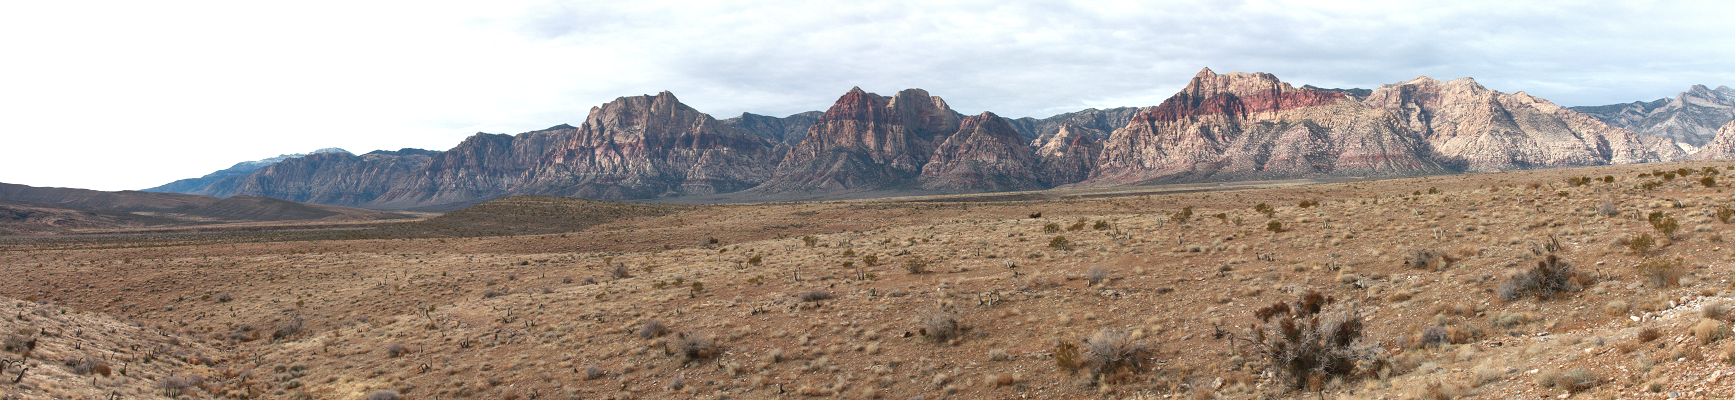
<box><xmin>1067</xmin><ymin>219</ymin><xmax>1088</xmax><ymax>231</ymax></box>
<box><xmin>1628</xmin><ymin>233</ymin><xmax>1656</xmax><ymax>255</ymax></box>
<box><xmin>1086</xmin><ymin>266</ymin><xmax>1109</xmax><ymax>286</ymax></box>
<box><xmin>1637</xmin><ymin>327</ymin><xmax>1661</xmax><ymax>342</ymax></box>
<box><xmin>1655</xmin><ymin>217</ymin><xmax>1680</xmax><ymax>238</ymax></box>
<box><xmin>609</xmin><ymin>263</ymin><xmax>632</xmax><ymax>279</ymax></box>
<box><xmin>1635</xmin><ymin>258</ymin><xmax>1683</xmax><ymax>288</ymax></box>
<box><xmin>669</xmin><ymin>331</ymin><xmax>720</xmax><ymax>361</ymax></box>
<box><xmin>1404</xmin><ymin>248</ymin><xmax>1453</xmax><ymax>271</ymax></box>
<box><xmin>1054</xmin><ymin>341</ymin><xmax>1081</xmax><ymax>372</ymax></box>
<box><xmin>1048</xmin><ymin>236</ymin><xmax>1071</xmax><ymax>251</ymax></box>
<box><xmin>920</xmin><ymin>310</ymin><xmax>964</xmax><ymax>343</ymax></box>
<box><xmin>1082</xmin><ymin>328</ymin><xmax>1148</xmax><ymax>379</ymax></box>
<box><xmin>747</xmin><ymin>255</ymin><xmax>762</xmax><ymax>265</ymax></box>
<box><xmin>862</xmin><ymin>254</ymin><xmax>878</xmax><ymax>266</ymax></box>
<box><xmin>1694</xmin><ymin>319</ymin><xmax>1727</xmax><ymax>345</ymax></box>
<box><xmin>1043</xmin><ymin>223</ymin><xmax>1061</xmax><ymax>233</ymax></box>
<box><xmin>366</xmin><ymin>390</ymin><xmax>401</xmax><ymax>400</ymax></box>
<box><xmin>1599</xmin><ymin>199</ymin><xmax>1619</xmax><ymax>217</ymax></box>
<box><xmin>1498</xmin><ymin>254</ymin><xmax>1583</xmax><ymax>301</ymax></box>
<box><xmin>1093</xmin><ymin>220</ymin><xmax>1111</xmax><ymax>230</ymax></box>
<box><xmin>1266</xmin><ymin>220</ymin><xmax>1284</xmax><ymax>233</ymax></box>
<box><xmin>1254</xmin><ymin>203</ymin><xmax>1275</xmax><ymax>217</ymax></box>
<box><xmin>798</xmin><ymin>290</ymin><xmax>832</xmax><ymax>302</ymax></box>
<box><xmin>1249</xmin><ymin>291</ymin><xmax>1383</xmax><ymax>390</ymax></box>
<box><xmin>385</xmin><ymin>342</ymin><xmax>407</xmax><ymax>357</ymax></box>
<box><xmin>639</xmin><ymin>320</ymin><xmax>668</xmax><ymax>339</ymax></box>
<box><xmin>582</xmin><ymin>365</ymin><xmax>604</xmax><ymax>380</ymax></box>
<box><xmin>1704</xmin><ymin>176</ymin><xmax>1718</xmax><ymax>187</ymax></box>
<box><xmin>1720</xmin><ymin>206</ymin><xmax>1735</xmax><ymax>224</ymax></box>
<box><xmin>1297</xmin><ymin>200</ymin><xmax>1320</xmax><ymax>208</ymax></box>
<box><xmin>1537</xmin><ymin>368</ymin><xmax>1600</xmax><ymax>393</ymax></box>
<box><xmin>802</xmin><ymin>236</ymin><xmax>819</xmax><ymax>247</ymax></box>
<box><xmin>1170</xmin><ymin>206</ymin><xmax>1194</xmax><ymax>223</ymax></box>
<box><xmin>1420</xmin><ymin>326</ymin><xmax>1449</xmax><ymax>347</ymax></box>
<box><xmin>903</xmin><ymin>257</ymin><xmax>929</xmax><ymax>274</ymax></box>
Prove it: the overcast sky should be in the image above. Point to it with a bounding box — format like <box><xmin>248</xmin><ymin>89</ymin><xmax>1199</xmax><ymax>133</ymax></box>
<box><xmin>4</xmin><ymin>0</ymin><xmax>1733</xmax><ymax>191</ymax></box>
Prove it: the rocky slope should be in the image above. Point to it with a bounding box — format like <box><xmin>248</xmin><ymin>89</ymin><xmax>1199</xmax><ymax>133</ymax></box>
<box><xmin>365</xmin><ymin>126</ymin><xmax>573</xmax><ymax>209</ymax></box>
<box><xmin>1033</xmin><ymin>124</ymin><xmax>1106</xmax><ymax>186</ymax></box>
<box><xmin>1364</xmin><ymin>76</ymin><xmax>1686</xmax><ymax>171</ymax></box>
<box><xmin>1692</xmin><ymin>120</ymin><xmax>1735</xmax><ymax>160</ymax></box>
<box><xmin>1090</xmin><ymin>68</ymin><xmax>1449</xmax><ymax>185</ymax></box>
<box><xmin>190</xmin><ymin>149</ymin><xmax>438</xmax><ymax>208</ymax></box>
<box><xmin>751</xmin><ymin>88</ymin><xmax>962</xmax><ymax>192</ymax></box>
<box><xmin>720</xmin><ymin>111</ymin><xmax>823</xmax><ymax>147</ymax></box>
<box><xmin>520</xmin><ymin>91</ymin><xmax>782</xmax><ymax>200</ymax></box>
<box><xmin>1572</xmin><ymin>84</ymin><xmax>1735</xmax><ymax>148</ymax></box>
<box><xmin>917</xmin><ymin>111</ymin><xmax>1045</xmax><ymax>191</ymax></box>
<box><xmin>1010</xmin><ymin>106</ymin><xmax>1150</xmax><ymax>143</ymax></box>
<box><xmin>143</xmin><ymin>148</ymin><xmax>349</xmax><ymax>193</ymax></box>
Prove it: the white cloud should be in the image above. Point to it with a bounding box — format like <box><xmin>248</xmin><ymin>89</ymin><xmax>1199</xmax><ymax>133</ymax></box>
<box><xmin>2</xmin><ymin>0</ymin><xmax>1732</xmax><ymax>191</ymax></box>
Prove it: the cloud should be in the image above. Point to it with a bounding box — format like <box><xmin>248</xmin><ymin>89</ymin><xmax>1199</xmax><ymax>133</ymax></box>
<box><xmin>1</xmin><ymin>0</ymin><xmax>1732</xmax><ymax>190</ymax></box>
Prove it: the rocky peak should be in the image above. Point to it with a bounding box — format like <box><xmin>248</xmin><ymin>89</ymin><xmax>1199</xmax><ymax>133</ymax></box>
<box><xmin>1138</xmin><ymin>68</ymin><xmax>1345</xmax><ymax>123</ymax></box>
<box><xmin>917</xmin><ymin>111</ymin><xmax>1043</xmax><ymax>192</ymax></box>
<box><xmin>752</xmin><ymin>87</ymin><xmax>962</xmax><ymax>192</ymax></box>
<box><xmin>1034</xmin><ymin>123</ymin><xmax>1105</xmax><ymax>186</ymax></box>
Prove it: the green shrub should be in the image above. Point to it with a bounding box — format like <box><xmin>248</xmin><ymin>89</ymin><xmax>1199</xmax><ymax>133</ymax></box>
<box><xmin>903</xmin><ymin>257</ymin><xmax>929</xmax><ymax>274</ymax></box>
<box><xmin>1705</xmin><ymin>176</ymin><xmax>1719</xmax><ymax>187</ymax></box>
<box><xmin>1266</xmin><ymin>220</ymin><xmax>1283</xmax><ymax>233</ymax></box>
<box><xmin>1629</xmin><ymin>233</ymin><xmax>1656</xmax><ymax>254</ymax></box>
<box><xmin>1635</xmin><ymin>258</ymin><xmax>1683</xmax><ymax>288</ymax></box>
<box><xmin>1048</xmin><ymin>236</ymin><xmax>1071</xmax><ymax>250</ymax></box>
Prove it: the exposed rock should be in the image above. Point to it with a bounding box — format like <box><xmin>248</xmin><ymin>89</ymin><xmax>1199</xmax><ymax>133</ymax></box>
<box><xmin>1089</xmin><ymin>68</ymin><xmax>1446</xmax><ymax>185</ymax></box>
<box><xmin>1033</xmin><ymin>124</ymin><xmax>1105</xmax><ymax>186</ymax></box>
<box><xmin>365</xmin><ymin>126</ymin><xmax>573</xmax><ymax>209</ymax></box>
<box><xmin>144</xmin><ymin>148</ymin><xmax>349</xmax><ymax>193</ymax></box>
<box><xmin>1010</xmin><ymin>107</ymin><xmax>1150</xmax><ymax>142</ymax></box>
<box><xmin>1572</xmin><ymin>85</ymin><xmax>1735</xmax><ymax>147</ymax></box>
<box><xmin>1693</xmin><ymin>120</ymin><xmax>1735</xmax><ymax>160</ymax></box>
<box><xmin>918</xmin><ymin>112</ymin><xmax>1044</xmax><ymax>191</ymax></box>
<box><xmin>1364</xmin><ymin>76</ymin><xmax>1684</xmax><ymax>171</ymax></box>
<box><xmin>720</xmin><ymin>111</ymin><xmax>823</xmax><ymax>146</ymax></box>
<box><xmin>521</xmin><ymin>91</ymin><xmax>781</xmax><ymax>200</ymax></box>
<box><xmin>753</xmin><ymin>87</ymin><xmax>961</xmax><ymax>192</ymax></box>
<box><xmin>196</xmin><ymin>150</ymin><xmax>437</xmax><ymax>207</ymax></box>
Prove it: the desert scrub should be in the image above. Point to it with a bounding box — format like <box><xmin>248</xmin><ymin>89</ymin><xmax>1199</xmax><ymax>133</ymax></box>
<box><xmin>638</xmin><ymin>319</ymin><xmax>668</xmax><ymax>339</ymax></box>
<box><xmin>1634</xmin><ymin>258</ymin><xmax>1683</xmax><ymax>288</ymax></box>
<box><xmin>1048</xmin><ymin>236</ymin><xmax>1070</xmax><ymax>250</ymax></box>
<box><xmin>798</xmin><ymin>290</ymin><xmax>832</xmax><ymax>302</ymax></box>
<box><xmin>1266</xmin><ymin>220</ymin><xmax>1283</xmax><ymax>233</ymax></box>
<box><xmin>1054</xmin><ymin>340</ymin><xmax>1081</xmax><ymax>372</ymax></box>
<box><xmin>902</xmin><ymin>257</ymin><xmax>929</xmax><ymax>274</ymax></box>
<box><xmin>1498</xmin><ymin>254</ymin><xmax>1584</xmax><ymax>301</ymax></box>
<box><xmin>668</xmin><ymin>331</ymin><xmax>720</xmax><ymax>361</ymax></box>
<box><xmin>1248</xmin><ymin>291</ymin><xmax>1384</xmax><ymax>390</ymax></box>
<box><xmin>919</xmin><ymin>310</ymin><xmax>965</xmax><ymax>343</ymax></box>
<box><xmin>1087</xmin><ymin>266</ymin><xmax>1109</xmax><ymax>286</ymax></box>
<box><xmin>1628</xmin><ymin>233</ymin><xmax>1656</xmax><ymax>254</ymax></box>
<box><xmin>1535</xmin><ymin>368</ymin><xmax>1600</xmax><ymax>393</ymax></box>
<box><xmin>1170</xmin><ymin>206</ymin><xmax>1193</xmax><ymax>223</ymax></box>
<box><xmin>1404</xmin><ymin>248</ymin><xmax>1453</xmax><ymax>271</ymax></box>
<box><xmin>1082</xmin><ymin>328</ymin><xmax>1149</xmax><ymax>381</ymax></box>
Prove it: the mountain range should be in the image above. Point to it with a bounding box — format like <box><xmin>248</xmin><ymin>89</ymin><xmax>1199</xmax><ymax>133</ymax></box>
<box><xmin>141</xmin><ymin>68</ymin><xmax>1735</xmax><ymax>209</ymax></box>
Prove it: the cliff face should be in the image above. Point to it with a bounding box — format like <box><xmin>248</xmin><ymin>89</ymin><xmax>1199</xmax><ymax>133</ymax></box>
<box><xmin>521</xmin><ymin>91</ymin><xmax>782</xmax><ymax>200</ymax></box>
<box><xmin>1088</xmin><ymin>68</ymin><xmax>1447</xmax><ymax>185</ymax></box>
<box><xmin>1010</xmin><ymin>107</ymin><xmax>1151</xmax><ymax>143</ymax></box>
<box><xmin>1362</xmin><ymin>77</ymin><xmax>1684</xmax><ymax>171</ymax></box>
<box><xmin>196</xmin><ymin>150</ymin><xmax>437</xmax><ymax>207</ymax></box>
<box><xmin>917</xmin><ymin>112</ymin><xmax>1045</xmax><ymax>191</ymax></box>
<box><xmin>753</xmin><ymin>88</ymin><xmax>962</xmax><ymax>192</ymax></box>
<box><xmin>1033</xmin><ymin>124</ymin><xmax>1105</xmax><ymax>186</ymax></box>
<box><xmin>1693</xmin><ymin>120</ymin><xmax>1735</xmax><ymax>160</ymax></box>
<box><xmin>1572</xmin><ymin>85</ymin><xmax>1735</xmax><ymax>148</ymax></box>
<box><xmin>720</xmin><ymin>111</ymin><xmax>823</xmax><ymax>147</ymax></box>
<box><xmin>365</xmin><ymin>125</ymin><xmax>574</xmax><ymax>209</ymax></box>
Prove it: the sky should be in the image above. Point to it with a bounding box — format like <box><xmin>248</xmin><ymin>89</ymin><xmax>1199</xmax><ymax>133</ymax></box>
<box><xmin>3</xmin><ymin>0</ymin><xmax>1733</xmax><ymax>191</ymax></box>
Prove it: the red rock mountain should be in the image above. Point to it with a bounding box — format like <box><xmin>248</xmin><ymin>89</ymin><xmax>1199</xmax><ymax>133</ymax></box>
<box><xmin>1090</xmin><ymin>68</ymin><xmax>1447</xmax><ymax>185</ymax></box>
<box><xmin>1693</xmin><ymin>120</ymin><xmax>1735</xmax><ymax>160</ymax></box>
<box><xmin>521</xmin><ymin>91</ymin><xmax>782</xmax><ymax>200</ymax></box>
<box><xmin>917</xmin><ymin>112</ymin><xmax>1044</xmax><ymax>191</ymax></box>
<box><xmin>145</xmin><ymin>69</ymin><xmax>1711</xmax><ymax>207</ymax></box>
<box><xmin>752</xmin><ymin>88</ymin><xmax>962</xmax><ymax>192</ymax></box>
<box><xmin>366</xmin><ymin>125</ymin><xmax>573</xmax><ymax>209</ymax></box>
<box><xmin>1363</xmin><ymin>76</ymin><xmax>1685</xmax><ymax>172</ymax></box>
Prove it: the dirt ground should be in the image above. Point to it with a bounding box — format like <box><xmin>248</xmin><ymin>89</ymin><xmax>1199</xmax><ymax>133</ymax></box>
<box><xmin>6</xmin><ymin>160</ymin><xmax>1735</xmax><ymax>399</ymax></box>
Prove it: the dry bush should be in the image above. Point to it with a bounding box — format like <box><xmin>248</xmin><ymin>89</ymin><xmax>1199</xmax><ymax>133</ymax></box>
<box><xmin>1694</xmin><ymin>319</ymin><xmax>1727</xmax><ymax>345</ymax></box>
<box><xmin>669</xmin><ymin>331</ymin><xmax>720</xmax><ymax>361</ymax></box>
<box><xmin>1628</xmin><ymin>233</ymin><xmax>1656</xmax><ymax>254</ymax></box>
<box><xmin>639</xmin><ymin>320</ymin><xmax>668</xmax><ymax>339</ymax></box>
<box><xmin>1054</xmin><ymin>340</ymin><xmax>1081</xmax><ymax>372</ymax></box>
<box><xmin>1704</xmin><ymin>300</ymin><xmax>1733</xmax><ymax>320</ymax></box>
<box><xmin>1048</xmin><ymin>236</ymin><xmax>1071</xmax><ymax>251</ymax></box>
<box><xmin>1405</xmin><ymin>248</ymin><xmax>1454</xmax><ymax>271</ymax></box>
<box><xmin>903</xmin><ymin>257</ymin><xmax>930</xmax><ymax>274</ymax></box>
<box><xmin>366</xmin><ymin>390</ymin><xmax>401</xmax><ymax>400</ymax></box>
<box><xmin>798</xmin><ymin>290</ymin><xmax>833</xmax><ymax>302</ymax></box>
<box><xmin>920</xmin><ymin>310</ymin><xmax>964</xmax><ymax>343</ymax></box>
<box><xmin>1634</xmin><ymin>258</ymin><xmax>1683</xmax><ymax>288</ymax></box>
<box><xmin>1082</xmin><ymin>328</ymin><xmax>1149</xmax><ymax>380</ymax></box>
<box><xmin>1637</xmin><ymin>327</ymin><xmax>1661</xmax><ymax>343</ymax></box>
<box><xmin>1498</xmin><ymin>254</ymin><xmax>1583</xmax><ymax>301</ymax></box>
<box><xmin>609</xmin><ymin>262</ymin><xmax>631</xmax><ymax>279</ymax></box>
<box><xmin>1535</xmin><ymin>368</ymin><xmax>1600</xmax><ymax>393</ymax></box>
<box><xmin>1086</xmin><ymin>266</ymin><xmax>1109</xmax><ymax>286</ymax></box>
<box><xmin>1249</xmin><ymin>291</ymin><xmax>1384</xmax><ymax>390</ymax></box>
